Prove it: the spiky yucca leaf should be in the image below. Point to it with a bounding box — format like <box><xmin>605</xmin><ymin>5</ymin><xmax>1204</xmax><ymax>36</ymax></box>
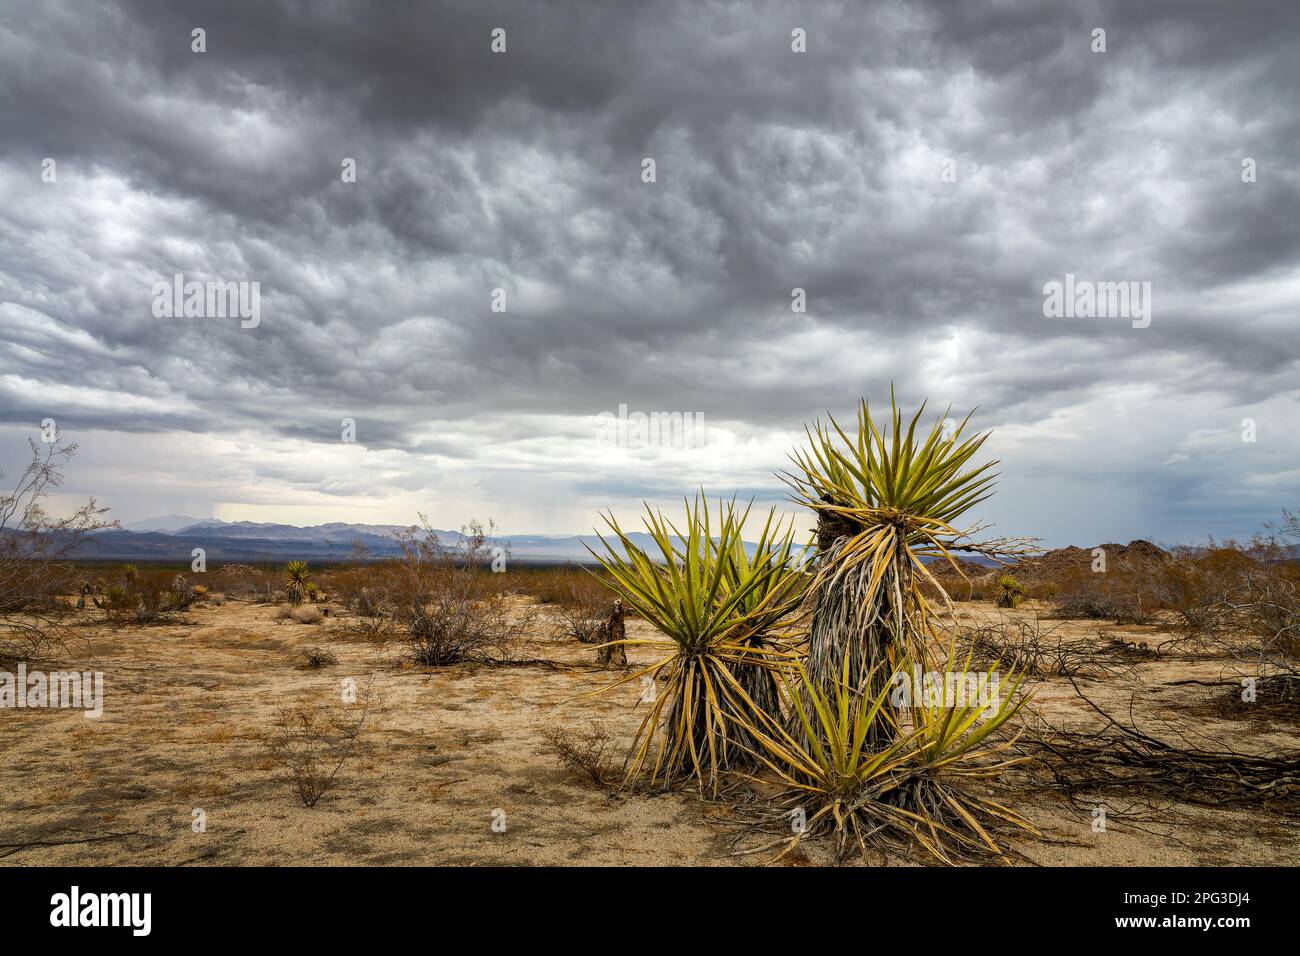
<box><xmin>584</xmin><ymin>496</ymin><xmax>808</xmax><ymax>791</ymax></box>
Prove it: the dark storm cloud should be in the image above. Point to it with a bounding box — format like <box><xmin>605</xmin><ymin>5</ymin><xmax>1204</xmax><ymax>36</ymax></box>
<box><xmin>1</xmin><ymin>0</ymin><xmax>1297</xmax><ymax>538</ymax></box>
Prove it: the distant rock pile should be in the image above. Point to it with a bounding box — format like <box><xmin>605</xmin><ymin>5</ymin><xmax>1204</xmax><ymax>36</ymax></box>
<box><xmin>1006</xmin><ymin>539</ymin><xmax>1170</xmax><ymax>584</ymax></box>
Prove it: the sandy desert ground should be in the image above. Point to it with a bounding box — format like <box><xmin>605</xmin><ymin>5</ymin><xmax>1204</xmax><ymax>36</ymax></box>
<box><xmin>2</xmin><ymin>596</ymin><xmax>1296</xmax><ymax>867</ymax></box>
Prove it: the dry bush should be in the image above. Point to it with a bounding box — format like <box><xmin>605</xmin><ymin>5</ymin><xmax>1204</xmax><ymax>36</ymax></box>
<box><xmin>958</xmin><ymin>620</ymin><xmax>1139</xmax><ymax>679</ymax></box>
<box><xmin>298</xmin><ymin>645</ymin><xmax>337</xmax><ymax>668</ymax></box>
<box><xmin>208</xmin><ymin>563</ymin><xmax>275</xmax><ymax>600</ymax></box>
<box><xmin>1047</xmin><ymin>565</ymin><xmax>1151</xmax><ymax>623</ymax></box>
<box><xmin>1018</xmin><ymin>677</ymin><xmax>1300</xmax><ymax>809</ymax></box>
<box><xmin>289</xmin><ymin>605</ymin><xmax>324</xmax><ymax>625</ymax></box>
<box><xmin>378</xmin><ymin>517</ymin><xmax>520</xmax><ymax>666</ymax></box>
<box><xmin>550</xmin><ymin>578</ymin><xmax>613</xmax><ymax>643</ymax></box>
<box><xmin>1</xmin><ymin>437</ymin><xmax>114</xmax><ymax>663</ymax></box>
<box><xmin>541</xmin><ymin>722</ymin><xmax>618</xmax><ymax>789</ymax></box>
<box><xmin>262</xmin><ymin>685</ymin><xmax>377</xmax><ymax>807</ymax></box>
<box><xmin>404</xmin><ymin>581</ymin><xmax>514</xmax><ymax>665</ymax></box>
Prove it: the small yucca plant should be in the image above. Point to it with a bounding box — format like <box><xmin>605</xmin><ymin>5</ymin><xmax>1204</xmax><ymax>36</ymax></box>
<box><xmin>585</xmin><ymin>496</ymin><xmax>808</xmax><ymax>791</ymax></box>
<box><xmin>742</xmin><ymin>650</ymin><xmax>1035</xmax><ymax>864</ymax></box>
<box><xmin>283</xmin><ymin>561</ymin><xmax>312</xmax><ymax>605</ymax></box>
<box><xmin>995</xmin><ymin>572</ymin><xmax>1025</xmax><ymax>608</ymax></box>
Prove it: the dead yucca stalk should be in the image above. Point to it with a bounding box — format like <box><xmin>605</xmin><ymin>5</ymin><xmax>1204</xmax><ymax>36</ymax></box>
<box><xmin>583</xmin><ymin>496</ymin><xmax>808</xmax><ymax>792</ymax></box>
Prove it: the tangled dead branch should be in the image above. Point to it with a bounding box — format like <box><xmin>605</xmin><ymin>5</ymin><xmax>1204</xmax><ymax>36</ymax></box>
<box><xmin>1016</xmin><ymin>676</ymin><xmax>1300</xmax><ymax>808</ymax></box>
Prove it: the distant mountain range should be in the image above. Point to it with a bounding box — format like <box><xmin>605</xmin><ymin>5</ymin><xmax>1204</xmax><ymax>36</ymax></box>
<box><xmin>83</xmin><ymin>517</ymin><xmax>690</xmax><ymax>564</ymax></box>
<box><xmin>65</xmin><ymin>518</ymin><xmax>1296</xmax><ymax>566</ymax></box>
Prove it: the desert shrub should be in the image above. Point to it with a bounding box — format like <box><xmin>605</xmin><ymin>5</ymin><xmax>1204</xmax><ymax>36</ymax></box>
<box><xmin>550</xmin><ymin>579</ymin><xmax>612</xmax><ymax>643</ymax></box>
<box><xmin>1048</xmin><ymin>565</ymin><xmax>1149</xmax><ymax>623</ymax></box>
<box><xmin>99</xmin><ymin>585</ymin><xmax>134</xmax><ymax>626</ymax></box>
<box><xmin>290</xmin><ymin>605</ymin><xmax>324</xmax><ymax>625</ymax></box>
<box><xmin>541</xmin><ymin>722</ymin><xmax>618</xmax><ymax>789</ymax></box>
<box><xmin>262</xmin><ymin>688</ymin><xmax>376</xmax><ymax>807</ymax></box>
<box><xmin>1124</xmin><ymin>545</ymin><xmax>1256</xmax><ymax>632</ymax></box>
<box><xmin>298</xmin><ymin>645</ymin><xmax>337</xmax><ymax>668</ymax></box>
<box><xmin>385</xmin><ymin>516</ymin><xmax>519</xmax><ymax>666</ymax></box>
<box><xmin>959</xmin><ymin>620</ymin><xmax>1140</xmax><ymax>679</ymax></box>
<box><xmin>0</xmin><ymin>436</ymin><xmax>114</xmax><ymax>662</ymax></box>
<box><xmin>210</xmin><ymin>564</ymin><xmax>275</xmax><ymax>599</ymax></box>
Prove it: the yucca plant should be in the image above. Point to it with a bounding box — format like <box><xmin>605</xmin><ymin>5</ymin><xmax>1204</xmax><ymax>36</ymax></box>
<box><xmin>995</xmin><ymin>572</ymin><xmax>1026</xmax><ymax>608</ymax></box>
<box><xmin>585</xmin><ymin>496</ymin><xmax>808</xmax><ymax>791</ymax></box>
<box><xmin>783</xmin><ymin>390</ymin><xmax>1017</xmax><ymax>713</ymax></box>
<box><xmin>283</xmin><ymin>561</ymin><xmax>312</xmax><ymax>605</ymax></box>
<box><xmin>742</xmin><ymin>650</ymin><xmax>1035</xmax><ymax>864</ymax></box>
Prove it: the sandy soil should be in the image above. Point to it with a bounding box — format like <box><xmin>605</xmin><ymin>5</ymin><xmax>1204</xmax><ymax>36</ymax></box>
<box><xmin>1</xmin><ymin>598</ymin><xmax>1296</xmax><ymax>866</ymax></box>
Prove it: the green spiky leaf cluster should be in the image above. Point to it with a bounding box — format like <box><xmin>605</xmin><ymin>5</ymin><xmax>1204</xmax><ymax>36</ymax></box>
<box><xmin>743</xmin><ymin>649</ymin><xmax>1034</xmax><ymax>863</ymax></box>
<box><xmin>785</xmin><ymin>390</ymin><xmax>996</xmax><ymax>568</ymax></box>
<box><xmin>584</xmin><ymin>496</ymin><xmax>809</xmax><ymax>789</ymax></box>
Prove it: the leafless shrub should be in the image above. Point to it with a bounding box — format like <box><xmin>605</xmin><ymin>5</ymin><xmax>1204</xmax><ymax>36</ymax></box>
<box><xmin>0</xmin><ymin>437</ymin><xmax>115</xmax><ymax>663</ymax></box>
<box><xmin>262</xmin><ymin>685</ymin><xmax>377</xmax><ymax>807</ymax></box>
<box><xmin>209</xmin><ymin>564</ymin><xmax>274</xmax><ymax>600</ymax></box>
<box><xmin>386</xmin><ymin>516</ymin><xmax>518</xmax><ymax>666</ymax></box>
<box><xmin>551</xmin><ymin>579</ymin><xmax>612</xmax><ymax>643</ymax></box>
<box><xmin>958</xmin><ymin>620</ymin><xmax>1140</xmax><ymax>679</ymax></box>
<box><xmin>541</xmin><ymin>722</ymin><xmax>618</xmax><ymax>789</ymax></box>
<box><xmin>298</xmin><ymin>645</ymin><xmax>337</xmax><ymax>668</ymax></box>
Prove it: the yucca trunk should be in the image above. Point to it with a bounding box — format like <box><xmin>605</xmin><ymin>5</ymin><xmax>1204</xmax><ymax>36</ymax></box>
<box><xmin>805</xmin><ymin>516</ymin><xmax>924</xmax><ymax>745</ymax></box>
<box><xmin>731</xmin><ymin>648</ymin><xmax>782</xmax><ymax>762</ymax></box>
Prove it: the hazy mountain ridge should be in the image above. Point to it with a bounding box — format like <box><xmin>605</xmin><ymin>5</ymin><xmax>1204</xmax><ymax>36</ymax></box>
<box><xmin>83</xmin><ymin>517</ymin><xmax>681</xmax><ymax>563</ymax></box>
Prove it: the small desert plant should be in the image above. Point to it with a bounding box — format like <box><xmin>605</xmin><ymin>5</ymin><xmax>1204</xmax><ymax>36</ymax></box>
<box><xmin>99</xmin><ymin>584</ymin><xmax>135</xmax><ymax>626</ymax></box>
<box><xmin>387</xmin><ymin>515</ymin><xmax>518</xmax><ymax>665</ymax></box>
<box><xmin>263</xmin><ymin>687</ymin><xmax>376</xmax><ymax>807</ymax></box>
<box><xmin>542</xmin><ymin>722</ymin><xmax>618</xmax><ymax>789</ymax></box>
<box><xmin>298</xmin><ymin>645</ymin><xmax>337</xmax><ymax>668</ymax></box>
<box><xmin>995</xmin><ymin>572</ymin><xmax>1026</xmax><ymax>608</ymax></box>
<box><xmin>283</xmin><ymin>561</ymin><xmax>312</xmax><ymax>605</ymax></box>
<box><xmin>290</xmin><ymin>605</ymin><xmax>324</xmax><ymax>625</ymax></box>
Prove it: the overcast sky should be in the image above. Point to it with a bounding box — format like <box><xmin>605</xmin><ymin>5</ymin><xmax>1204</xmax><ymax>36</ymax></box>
<box><xmin>1</xmin><ymin>0</ymin><xmax>1297</xmax><ymax>546</ymax></box>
